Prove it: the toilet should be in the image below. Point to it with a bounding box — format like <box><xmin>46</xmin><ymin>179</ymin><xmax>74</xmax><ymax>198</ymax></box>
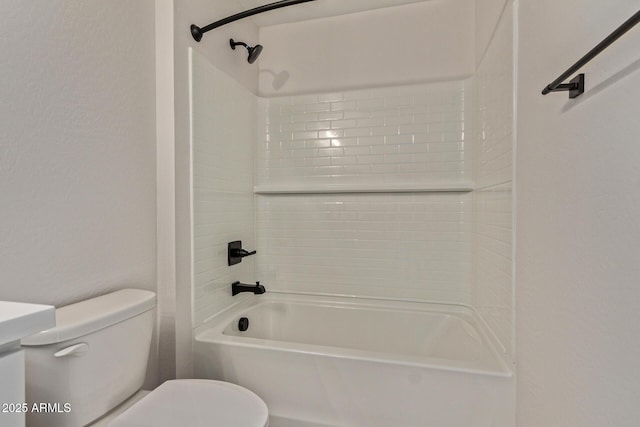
<box><xmin>21</xmin><ymin>289</ymin><xmax>269</xmax><ymax>427</ymax></box>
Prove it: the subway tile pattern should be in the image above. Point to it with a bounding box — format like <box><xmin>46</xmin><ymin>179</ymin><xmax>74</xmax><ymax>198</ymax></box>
<box><xmin>191</xmin><ymin>52</ymin><xmax>256</xmax><ymax>328</ymax></box>
<box><xmin>472</xmin><ymin>3</ymin><xmax>514</xmax><ymax>361</ymax></box>
<box><xmin>474</xmin><ymin>5</ymin><xmax>513</xmax><ymax>190</ymax></box>
<box><xmin>257</xmin><ymin>81</ymin><xmax>472</xmax><ymax>187</ymax></box>
<box><xmin>473</xmin><ymin>183</ymin><xmax>512</xmax><ymax>355</ymax></box>
<box><xmin>256</xmin><ymin>193</ymin><xmax>472</xmax><ymax>304</ymax></box>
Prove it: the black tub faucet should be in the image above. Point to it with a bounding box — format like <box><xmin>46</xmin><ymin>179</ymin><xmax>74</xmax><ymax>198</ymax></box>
<box><xmin>232</xmin><ymin>281</ymin><xmax>266</xmax><ymax>296</ymax></box>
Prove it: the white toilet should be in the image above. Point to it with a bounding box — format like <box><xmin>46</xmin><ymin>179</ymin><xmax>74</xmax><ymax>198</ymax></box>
<box><xmin>21</xmin><ymin>289</ymin><xmax>268</xmax><ymax>427</ymax></box>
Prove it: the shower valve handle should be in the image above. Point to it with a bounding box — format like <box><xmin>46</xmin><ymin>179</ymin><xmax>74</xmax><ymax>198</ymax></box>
<box><xmin>228</xmin><ymin>240</ymin><xmax>256</xmax><ymax>266</ymax></box>
<box><xmin>230</xmin><ymin>248</ymin><xmax>256</xmax><ymax>258</ymax></box>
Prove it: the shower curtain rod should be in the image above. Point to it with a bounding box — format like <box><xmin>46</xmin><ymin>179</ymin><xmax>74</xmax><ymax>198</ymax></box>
<box><xmin>191</xmin><ymin>0</ymin><xmax>318</xmax><ymax>42</ymax></box>
<box><xmin>542</xmin><ymin>9</ymin><xmax>640</xmax><ymax>99</ymax></box>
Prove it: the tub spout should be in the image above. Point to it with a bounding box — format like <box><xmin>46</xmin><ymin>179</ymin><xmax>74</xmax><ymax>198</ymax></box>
<box><xmin>232</xmin><ymin>281</ymin><xmax>266</xmax><ymax>296</ymax></box>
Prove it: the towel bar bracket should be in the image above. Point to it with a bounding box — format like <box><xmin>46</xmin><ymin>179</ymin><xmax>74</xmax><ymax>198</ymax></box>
<box><xmin>542</xmin><ymin>74</ymin><xmax>585</xmax><ymax>99</ymax></box>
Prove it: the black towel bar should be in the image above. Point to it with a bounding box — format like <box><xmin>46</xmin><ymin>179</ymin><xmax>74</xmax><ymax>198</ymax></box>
<box><xmin>542</xmin><ymin>9</ymin><xmax>640</xmax><ymax>99</ymax></box>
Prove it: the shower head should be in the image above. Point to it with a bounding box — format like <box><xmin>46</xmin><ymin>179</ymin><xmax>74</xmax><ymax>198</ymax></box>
<box><xmin>230</xmin><ymin>39</ymin><xmax>263</xmax><ymax>64</ymax></box>
<box><xmin>247</xmin><ymin>44</ymin><xmax>264</xmax><ymax>64</ymax></box>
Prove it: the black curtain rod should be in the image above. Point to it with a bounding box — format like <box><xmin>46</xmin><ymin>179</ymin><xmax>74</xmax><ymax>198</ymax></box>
<box><xmin>191</xmin><ymin>0</ymin><xmax>318</xmax><ymax>42</ymax></box>
<box><xmin>542</xmin><ymin>9</ymin><xmax>640</xmax><ymax>99</ymax></box>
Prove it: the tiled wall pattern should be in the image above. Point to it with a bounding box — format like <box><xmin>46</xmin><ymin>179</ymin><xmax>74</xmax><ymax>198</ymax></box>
<box><xmin>474</xmin><ymin>8</ymin><xmax>513</xmax><ymax>190</ymax></box>
<box><xmin>191</xmin><ymin>52</ymin><xmax>256</xmax><ymax>327</ymax></box>
<box><xmin>255</xmin><ymin>80</ymin><xmax>475</xmax><ymax>304</ymax></box>
<box><xmin>472</xmin><ymin>2</ymin><xmax>514</xmax><ymax>360</ymax></box>
<box><xmin>473</xmin><ymin>183</ymin><xmax>512</xmax><ymax>354</ymax></box>
<box><xmin>256</xmin><ymin>193</ymin><xmax>472</xmax><ymax>303</ymax></box>
<box><xmin>256</xmin><ymin>81</ymin><xmax>472</xmax><ymax>187</ymax></box>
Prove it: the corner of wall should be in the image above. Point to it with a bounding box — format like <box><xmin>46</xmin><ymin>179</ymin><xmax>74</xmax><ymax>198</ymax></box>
<box><xmin>475</xmin><ymin>0</ymin><xmax>510</xmax><ymax>68</ymax></box>
<box><xmin>155</xmin><ymin>0</ymin><xmax>177</xmax><ymax>384</ymax></box>
<box><xmin>472</xmin><ymin>0</ymin><xmax>515</xmax><ymax>364</ymax></box>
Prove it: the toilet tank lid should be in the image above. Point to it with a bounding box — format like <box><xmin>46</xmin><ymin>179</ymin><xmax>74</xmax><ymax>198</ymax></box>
<box><xmin>21</xmin><ymin>289</ymin><xmax>156</xmax><ymax>346</ymax></box>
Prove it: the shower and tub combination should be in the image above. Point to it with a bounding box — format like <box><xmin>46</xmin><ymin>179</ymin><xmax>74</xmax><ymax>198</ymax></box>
<box><xmin>189</xmin><ymin>0</ymin><xmax>516</xmax><ymax>425</ymax></box>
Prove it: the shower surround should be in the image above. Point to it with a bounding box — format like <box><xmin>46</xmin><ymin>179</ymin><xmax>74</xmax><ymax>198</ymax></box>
<box><xmin>190</xmin><ymin>51</ymin><xmax>479</xmax><ymax>324</ymax></box>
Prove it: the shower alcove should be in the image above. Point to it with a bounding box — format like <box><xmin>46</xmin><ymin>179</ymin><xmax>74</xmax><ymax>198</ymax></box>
<box><xmin>181</xmin><ymin>0</ymin><xmax>516</xmax><ymax>425</ymax></box>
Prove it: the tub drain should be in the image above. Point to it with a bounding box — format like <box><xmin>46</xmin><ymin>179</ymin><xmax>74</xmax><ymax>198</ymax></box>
<box><xmin>238</xmin><ymin>317</ymin><xmax>249</xmax><ymax>332</ymax></box>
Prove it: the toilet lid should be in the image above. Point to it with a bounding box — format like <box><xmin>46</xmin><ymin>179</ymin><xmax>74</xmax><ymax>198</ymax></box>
<box><xmin>108</xmin><ymin>380</ymin><xmax>268</xmax><ymax>427</ymax></box>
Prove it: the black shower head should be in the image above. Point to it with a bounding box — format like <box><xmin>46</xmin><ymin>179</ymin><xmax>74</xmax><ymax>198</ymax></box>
<box><xmin>230</xmin><ymin>38</ymin><xmax>263</xmax><ymax>64</ymax></box>
<box><xmin>247</xmin><ymin>44</ymin><xmax>263</xmax><ymax>64</ymax></box>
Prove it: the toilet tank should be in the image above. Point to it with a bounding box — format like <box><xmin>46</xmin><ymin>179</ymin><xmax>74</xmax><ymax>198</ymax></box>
<box><xmin>21</xmin><ymin>289</ymin><xmax>156</xmax><ymax>427</ymax></box>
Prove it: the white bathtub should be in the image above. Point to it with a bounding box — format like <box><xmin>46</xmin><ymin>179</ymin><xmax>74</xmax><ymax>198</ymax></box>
<box><xmin>194</xmin><ymin>293</ymin><xmax>513</xmax><ymax>427</ymax></box>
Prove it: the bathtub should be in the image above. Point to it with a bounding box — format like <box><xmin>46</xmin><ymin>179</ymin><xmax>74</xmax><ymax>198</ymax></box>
<box><xmin>194</xmin><ymin>293</ymin><xmax>513</xmax><ymax>427</ymax></box>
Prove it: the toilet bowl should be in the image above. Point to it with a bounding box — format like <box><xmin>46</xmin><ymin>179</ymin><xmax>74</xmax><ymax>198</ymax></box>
<box><xmin>21</xmin><ymin>289</ymin><xmax>268</xmax><ymax>427</ymax></box>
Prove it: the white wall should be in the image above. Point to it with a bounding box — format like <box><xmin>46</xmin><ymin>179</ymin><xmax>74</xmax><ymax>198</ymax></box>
<box><xmin>516</xmin><ymin>0</ymin><xmax>640</xmax><ymax>425</ymax></box>
<box><xmin>473</xmin><ymin>4</ymin><xmax>516</xmax><ymax>424</ymax></box>
<box><xmin>475</xmin><ymin>0</ymin><xmax>509</xmax><ymax>67</ymax></box>
<box><xmin>472</xmin><ymin>1</ymin><xmax>514</xmax><ymax>362</ymax></box>
<box><xmin>155</xmin><ymin>0</ymin><xmax>177</xmax><ymax>384</ymax></box>
<box><xmin>191</xmin><ymin>50</ymin><xmax>257</xmax><ymax>328</ymax></box>
<box><xmin>175</xmin><ymin>1</ymin><xmax>260</xmax><ymax>95</ymax></box>
<box><xmin>0</xmin><ymin>0</ymin><xmax>157</xmax><ymax>383</ymax></box>
<box><xmin>258</xmin><ymin>0</ymin><xmax>475</xmax><ymax>96</ymax></box>
<box><xmin>172</xmin><ymin>0</ymin><xmax>259</xmax><ymax>377</ymax></box>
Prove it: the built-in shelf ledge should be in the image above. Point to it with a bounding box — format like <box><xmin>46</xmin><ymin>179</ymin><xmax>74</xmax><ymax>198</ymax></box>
<box><xmin>254</xmin><ymin>183</ymin><xmax>474</xmax><ymax>194</ymax></box>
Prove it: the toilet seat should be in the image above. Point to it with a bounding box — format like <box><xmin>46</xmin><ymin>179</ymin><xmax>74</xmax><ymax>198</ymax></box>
<box><xmin>108</xmin><ymin>379</ymin><xmax>269</xmax><ymax>427</ymax></box>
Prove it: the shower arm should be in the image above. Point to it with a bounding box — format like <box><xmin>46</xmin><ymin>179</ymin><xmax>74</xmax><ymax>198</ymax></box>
<box><xmin>230</xmin><ymin>40</ymin><xmax>249</xmax><ymax>50</ymax></box>
<box><xmin>191</xmin><ymin>0</ymin><xmax>318</xmax><ymax>42</ymax></box>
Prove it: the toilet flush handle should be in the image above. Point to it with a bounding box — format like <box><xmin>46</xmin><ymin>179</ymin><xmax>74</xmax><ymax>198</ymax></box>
<box><xmin>54</xmin><ymin>342</ymin><xmax>89</xmax><ymax>358</ymax></box>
